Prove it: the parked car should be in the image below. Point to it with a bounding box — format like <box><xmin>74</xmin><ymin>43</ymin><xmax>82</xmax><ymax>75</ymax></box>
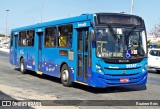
<box><xmin>148</xmin><ymin>48</ymin><xmax>160</xmax><ymax>72</ymax></box>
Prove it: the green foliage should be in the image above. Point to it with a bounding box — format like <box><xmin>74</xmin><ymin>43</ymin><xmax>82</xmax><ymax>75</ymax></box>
<box><xmin>149</xmin><ymin>42</ymin><xmax>160</xmax><ymax>48</ymax></box>
<box><xmin>151</xmin><ymin>24</ymin><xmax>160</xmax><ymax>38</ymax></box>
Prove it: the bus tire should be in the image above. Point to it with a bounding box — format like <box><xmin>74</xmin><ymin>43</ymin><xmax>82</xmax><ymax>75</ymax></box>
<box><xmin>61</xmin><ymin>64</ymin><xmax>73</xmax><ymax>87</ymax></box>
<box><xmin>20</xmin><ymin>58</ymin><xmax>26</xmax><ymax>74</ymax></box>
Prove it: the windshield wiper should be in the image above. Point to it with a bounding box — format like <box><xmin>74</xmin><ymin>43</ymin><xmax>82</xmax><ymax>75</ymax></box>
<box><xmin>107</xmin><ymin>25</ymin><xmax>118</xmax><ymax>40</ymax></box>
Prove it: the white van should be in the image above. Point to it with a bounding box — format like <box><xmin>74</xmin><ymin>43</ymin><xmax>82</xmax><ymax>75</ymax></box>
<box><xmin>148</xmin><ymin>48</ymin><xmax>160</xmax><ymax>72</ymax></box>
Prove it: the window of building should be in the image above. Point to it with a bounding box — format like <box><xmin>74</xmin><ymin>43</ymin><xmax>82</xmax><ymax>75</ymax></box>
<box><xmin>58</xmin><ymin>24</ymin><xmax>73</xmax><ymax>48</ymax></box>
<box><xmin>45</xmin><ymin>27</ymin><xmax>57</xmax><ymax>47</ymax></box>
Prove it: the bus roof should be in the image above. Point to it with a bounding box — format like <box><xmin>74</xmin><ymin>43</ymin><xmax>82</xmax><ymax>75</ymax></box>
<box><xmin>12</xmin><ymin>13</ymin><xmax>143</xmax><ymax>32</ymax></box>
<box><xmin>12</xmin><ymin>13</ymin><xmax>94</xmax><ymax>32</ymax></box>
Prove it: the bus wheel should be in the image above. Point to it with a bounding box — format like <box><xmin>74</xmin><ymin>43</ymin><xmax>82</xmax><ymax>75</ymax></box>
<box><xmin>61</xmin><ymin>64</ymin><xmax>73</xmax><ymax>87</ymax></box>
<box><xmin>20</xmin><ymin>58</ymin><xmax>26</xmax><ymax>74</ymax></box>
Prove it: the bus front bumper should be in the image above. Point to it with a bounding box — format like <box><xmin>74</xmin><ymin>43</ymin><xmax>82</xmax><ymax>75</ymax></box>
<box><xmin>90</xmin><ymin>71</ymin><xmax>148</xmax><ymax>88</ymax></box>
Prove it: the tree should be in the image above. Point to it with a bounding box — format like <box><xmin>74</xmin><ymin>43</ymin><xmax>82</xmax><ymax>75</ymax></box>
<box><xmin>151</xmin><ymin>24</ymin><xmax>160</xmax><ymax>38</ymax></box>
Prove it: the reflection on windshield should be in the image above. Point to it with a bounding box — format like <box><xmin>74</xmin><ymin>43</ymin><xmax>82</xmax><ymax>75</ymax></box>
<box><xmin>95</xmin><ymin>27</ymin><xmax>147</xmax><ymax>59</ymax></box>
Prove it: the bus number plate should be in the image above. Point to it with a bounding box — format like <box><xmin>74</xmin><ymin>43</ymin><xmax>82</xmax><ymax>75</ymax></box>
<box><xmin>120</xmin><ymin>78</ymin><xmax>129</xmax><ymax>83</ymax></box>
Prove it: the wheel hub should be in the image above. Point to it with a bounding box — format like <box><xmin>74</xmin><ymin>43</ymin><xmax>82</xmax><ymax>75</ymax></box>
<box><xmin>21</xmin><ymin>62</ymin><xmax>24</xmax><ymax>72</ymax></box>
<box><xmin>62</xmin><ymin>70</ymin><xmax>69</xmax><ymax>82</ymax></box>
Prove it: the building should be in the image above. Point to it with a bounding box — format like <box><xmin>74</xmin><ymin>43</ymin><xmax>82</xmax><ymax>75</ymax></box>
<box><xmin>0</xmin><ymin>33</ymin><xmax>10</xmax><ymax>48</ymax></box>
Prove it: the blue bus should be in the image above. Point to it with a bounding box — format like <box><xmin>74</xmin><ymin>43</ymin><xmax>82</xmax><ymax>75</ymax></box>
<box><xmin>10</xmin><ymin>13</ymin><xmax>148</xmax><ymax>87</ymax></box>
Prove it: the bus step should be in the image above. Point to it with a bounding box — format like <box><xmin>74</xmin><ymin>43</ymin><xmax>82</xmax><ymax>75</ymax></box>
<box><xmin>75</xmin><ymin>81</ymin><xmax>88</xmax><ymax>85</ymax></box>
<box><xmin>36</xmin><ymin>71</ymin><xmax>43</xmax><ymax>75</ymax></box>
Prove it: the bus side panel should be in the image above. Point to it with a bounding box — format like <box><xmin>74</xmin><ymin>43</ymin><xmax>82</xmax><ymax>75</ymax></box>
<box><xmin>39</xmin><ymin>48</ymin><xmax>60</xmax><ymax>77</ymax></box>
<box><xmin>16</xmin><ymin>47</ymin><xmax>36</xmax><ymax>71</ymax></box>
<box><xmin>39</xmin><ymin>28</ymin><xmax>77</xmax><ymax>81</ymax></box>
<box><xmin>40</xmin><ymin>48</ymin><xmax>76</xmax><ymax>80</ymax></box>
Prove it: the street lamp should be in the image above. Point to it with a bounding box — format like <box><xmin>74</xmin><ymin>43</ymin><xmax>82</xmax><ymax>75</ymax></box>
<box><xmin>131</xmin><ymin>0</ymin><xmax>134</xmax><ymax>15</ymax></box>
<box><xmin>5</xmin><ymin>10</ymin><xmax>9</xmax><ymax>38</ymax></box>
<box><xmin>40</xmin><ymin>0</ymin><xmax>44</xmax><ymax>23</ymax></box>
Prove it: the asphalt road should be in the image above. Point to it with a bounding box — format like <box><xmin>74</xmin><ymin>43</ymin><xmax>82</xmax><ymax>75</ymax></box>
<box><xmin>0</xmin><ymin>51</ymin><xmax>160</xmax><ymax>109</ymax></box>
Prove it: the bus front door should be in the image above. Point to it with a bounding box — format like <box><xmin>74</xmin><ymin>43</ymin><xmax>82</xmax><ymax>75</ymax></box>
<box><xmin>77</xmin><ymin>28</ymin><xmax>89</xmax><ymax>83</ymax></box>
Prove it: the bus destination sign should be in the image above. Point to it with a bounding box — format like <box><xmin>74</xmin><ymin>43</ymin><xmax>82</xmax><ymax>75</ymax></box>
<box><xmin>97</xmin><ymin>14</ymin><xmax>142</xmax><ymax>26</ymax></box>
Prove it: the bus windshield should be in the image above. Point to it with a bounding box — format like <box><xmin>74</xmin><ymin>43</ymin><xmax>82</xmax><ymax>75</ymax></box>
<box><xmin>96</xmin><ymin>26</ymin><xmax>147</xmax><ymax>59</ymax></box>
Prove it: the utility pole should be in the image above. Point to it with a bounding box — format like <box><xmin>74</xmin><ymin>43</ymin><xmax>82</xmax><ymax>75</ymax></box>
<box><xmin>131</xmin><ymin>0</ymin><xmax>134</xmax><ymax>15</ymax></box>
<box><xmin>5</xmin><ymin>10</ymin><xmax>9</xmax><ymax>38</ymax></box>
<box><xmin>40</xmin><ymin>0</ymin><xmax>44</xmax><ymax>23</ymax></box>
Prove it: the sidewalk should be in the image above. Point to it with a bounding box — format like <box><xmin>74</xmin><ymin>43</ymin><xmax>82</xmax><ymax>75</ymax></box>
<box><xmin>0</xmin><ymin>48</ymin><xmax>10</xmax><ymax>53</ymax></box>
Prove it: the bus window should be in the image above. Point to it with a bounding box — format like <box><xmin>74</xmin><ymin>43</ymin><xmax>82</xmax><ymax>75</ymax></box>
<box><xmin>45</xmin><ymin>27</ymin><xmax>57</xmax><ymax>47</ymax></box>
<box><xmin>19</xmin><ymin>31</ymin><xmax>26</xmax><ymax>46</ymax></box>
<box><xmin>10</xmin><ymin>33</ymin><xmax>13</xmax><ymax>47</ymax></box>
<box><xmin>58</xmin><ymin>24</ymin><xmax>73</xmax><ymax>48</ymax></box>
<box><xmin>78</xmin><ymin>31</ymin><xmax>83</xmax><ymax>52</ymax></box>
<box><xmin>26</xmin><ymin>30</ymin><xmax>35</xmax><ymax>46</ymax></box>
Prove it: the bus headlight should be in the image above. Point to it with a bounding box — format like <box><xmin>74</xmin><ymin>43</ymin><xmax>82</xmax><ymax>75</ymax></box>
<box><xmin>96</xmin><ymin>64</ymin><xmax>103</xmax><ymax>73</ymax></box>
<box><xmin>97</xmin><ymin>69</ymin><xmax>102</xmax><ymax>73</ymax></box>
<box><xmin>142</xmin><ymin>64</ymin><xmax>148</xmax><ymax>73</ymax></box>
<box><xmin>142</xmin><ymin>68</ymin><xmax>145</xmax><ymax>73</ymax></box>
<box><xmin>96</xmin><ymin>64</ymin><xmax>101</xmax><ymax>69</ymax></box>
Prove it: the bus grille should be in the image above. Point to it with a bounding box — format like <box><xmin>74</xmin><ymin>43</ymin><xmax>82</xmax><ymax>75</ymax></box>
<box><xmin>106</xmin><ymin>73</ymin><xmax>140</xmax><ymax>76</ymax></box>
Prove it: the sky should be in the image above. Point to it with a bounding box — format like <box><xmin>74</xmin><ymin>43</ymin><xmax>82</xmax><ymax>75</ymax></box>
<box><xmin>0</xmin><ymin>0</ymin><xmax>160</xmax><ymax>35</ymax></box>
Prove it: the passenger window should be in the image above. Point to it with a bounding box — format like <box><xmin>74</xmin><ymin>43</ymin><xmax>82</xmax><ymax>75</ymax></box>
<box><xmin>45</xmin><ymin>27</ymin><xmax>57</xmax><ymax>47</ymax></box>
<box><xmin>58</xmin><ymin>24</ymin><xmax>73</xmax><ymax>48</ymax></box>
<box><xmin>26</xmin><ymin>30</ymin><xmax>35</xmax><ymax>46</ymax></box>
<box><xmin>19</xmin><ymin>30</ymin><xmax>35</xmax><ymax>46</ymax></box>
<box><xmin>19</xmin><ymin>31</ymin><xmax>26</xmax><ymax>46</ymax></box>
<box><xmin>10</xmin><ymin>33</ymin><xmax>13</xmax><ymax>47</ymax></box>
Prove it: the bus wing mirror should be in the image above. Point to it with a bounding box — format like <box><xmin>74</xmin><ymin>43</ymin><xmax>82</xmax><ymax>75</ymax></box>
<box><xmin>90</xmin><ymin>30</ymin><xmax>95</xmax><ymax>41</ymax></box>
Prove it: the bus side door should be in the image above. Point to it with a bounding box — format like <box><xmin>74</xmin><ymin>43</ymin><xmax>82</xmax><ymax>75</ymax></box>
<box><xmin>37</xmin><ymin>32</ymin><xmax>43</xmax><ymax>71</ymax></box>
<box><xmin>77</xmin><ymin>28</ymin><xmax>89</xmax><ymax>83</ymax></box>
<box><xmin>11</xmin><ymin>34</ymin><xmax>18</xmax><ymax>65</ymax></box>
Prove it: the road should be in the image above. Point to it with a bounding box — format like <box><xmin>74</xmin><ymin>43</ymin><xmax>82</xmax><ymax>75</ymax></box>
<box><xmin>0</xmin><ymin>51</ymin><xmax>160</xmax><ymax>109</ymax></box>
